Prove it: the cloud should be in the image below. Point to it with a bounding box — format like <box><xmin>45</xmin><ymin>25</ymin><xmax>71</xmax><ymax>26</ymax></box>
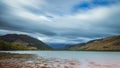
<box><xmin>0</xmin><ymin>0</ymin><xmax>120</xmax><ymax>46</ymax></box>
<box><xmin>0</xmin><ymin>29</ymin><xmax>29</xmax><ymax>36</ymax></box>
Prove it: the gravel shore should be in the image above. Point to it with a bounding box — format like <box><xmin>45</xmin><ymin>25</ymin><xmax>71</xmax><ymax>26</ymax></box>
<box><xmin>0</xmin><ymin>52</ymin><xmax>120</xmax><ymax>68</ymax></box>
<box><xmin>0</xmin><ymin>52</ymin><xmax>80</xmax><ymax>68</ymax></box>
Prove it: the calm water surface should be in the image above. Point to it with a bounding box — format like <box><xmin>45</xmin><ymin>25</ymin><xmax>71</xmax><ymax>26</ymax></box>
<box><xmin>1</xmin><ymin>51</ymin><xmax>120</xmax><ymax>64</ymax></box>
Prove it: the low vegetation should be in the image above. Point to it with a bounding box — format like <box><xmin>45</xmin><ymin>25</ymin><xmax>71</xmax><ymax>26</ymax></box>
<box><xmin>0</xmin><ymin>34</ymin><xmax>53</xmax><ymax>50</ymax></box>
<box><xmin>70</xmin><ymin>35</ymin><xmax>120</xmax><ymax>51</ymax></box>
<box><xmin>0</xmin><ymin>40</ymin><xmax>37</xmax><ymax>50</ymax></box>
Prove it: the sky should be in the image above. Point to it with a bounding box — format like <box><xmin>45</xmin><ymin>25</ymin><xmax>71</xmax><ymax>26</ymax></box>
<box><xmin>0</xmin><ymin>0</ymin><xmax>120</xmax><ymax>48</ymax></box>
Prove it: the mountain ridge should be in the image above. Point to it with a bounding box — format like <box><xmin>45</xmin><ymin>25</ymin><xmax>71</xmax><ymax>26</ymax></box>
<box><xmin>0</xmin><ymin>34</ymin><xmax>53</xmax><ymax>50</ymax></box>
<box><xmin>69</xmin><ymin>35</ymin><xmax>120</xmax><ymax>51</ymax></box>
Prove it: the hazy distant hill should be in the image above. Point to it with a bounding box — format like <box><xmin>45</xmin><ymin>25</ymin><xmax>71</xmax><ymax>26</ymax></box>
<box><xmin>69</xmin><ymin>35</ymin><xmax>120</xmax><ymax>51</ymax></box>
<box><xmin>0</xmin><ymin>34</ymin><xmax>53</xmax><ymax>50</ymax></box>
<box><xmin>63</xmin><ymin>43</ymin><xmax>85</xmax><ymax>50</ymax></box>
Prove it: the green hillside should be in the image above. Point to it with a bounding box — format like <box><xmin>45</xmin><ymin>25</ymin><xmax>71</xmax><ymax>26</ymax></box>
<box><xmin>70</xmin><ymin>35</ymin><xmax>120</xmax><ymax>51</ymax></box>
<box><xmin>0</xmin><ymin>40</ymin><xmax>37</xmax><ymax>50</ymax></box>
<box><xmin>0</xmin><ymin>34</ymin><xmax>53</xmax><ymax>50</ymax></box>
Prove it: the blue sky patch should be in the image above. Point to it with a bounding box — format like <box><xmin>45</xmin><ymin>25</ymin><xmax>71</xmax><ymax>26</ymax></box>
<box><xmin>72</xmin><ymin>0</ymin><xmax>119</xmax><ymax>13</ymax></box>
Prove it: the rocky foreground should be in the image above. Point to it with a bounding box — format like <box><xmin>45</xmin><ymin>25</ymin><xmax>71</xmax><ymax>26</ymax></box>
<box><xmin>0</xmin><ymin>52</ymin><xmax>80</xmax><ymax>68</ymax></box>
<box><xmin>0</xmin><ymin>52</ymin><xmax>120</xmax><ymax>68</ymax></box>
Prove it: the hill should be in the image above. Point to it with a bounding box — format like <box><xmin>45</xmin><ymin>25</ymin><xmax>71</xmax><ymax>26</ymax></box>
<box><xmin>69</xmin><ymin>35</ymin><xmax>120</xmax><ymax>51</ymax></box>
<box><xmin>0</xmin><ymin>34</ymin><xmax>53</xmax><ymax>50</ymax></box>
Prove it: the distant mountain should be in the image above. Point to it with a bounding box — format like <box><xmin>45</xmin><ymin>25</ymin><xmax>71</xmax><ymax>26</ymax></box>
<box><xmin>69</xmin><ymin>35</ymin><xmax>120</xmax><ymax>51</ymax></box>
<box><xmin>48</xmin><ymin>43</ymin><xmax>72</xmax><ymax>50</ymax></box>
<box><xmin>64</xmin><ymin>43</ymin><xmax>85</xmax><ymax>50</ymax></box>
<box><xmin>0</xmin><ymin>34</ymin><xmax>53</xmax><ymax>50</ymax></box>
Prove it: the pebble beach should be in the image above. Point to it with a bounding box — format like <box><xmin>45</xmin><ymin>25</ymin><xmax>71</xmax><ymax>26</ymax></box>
<box><xmin>0</xmin><ymin>52</ymin><xmax>80</xmax><ymax>68</ymax></box>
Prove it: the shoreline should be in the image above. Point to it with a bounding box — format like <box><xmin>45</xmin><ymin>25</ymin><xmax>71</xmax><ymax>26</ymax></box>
<box><xmin>0</xmin><ymin>52</ymin><xmax>120</xmax><ymax>68</ymax></box>
<box><xmin>0</xmin><ymin>52</ymin><xmax>80</xmax><ymax>68</ymax></box>
<box><xmin>0</xmin><ymin>50</ymin><xmax>120</xmax><ymax>52</ymax></box>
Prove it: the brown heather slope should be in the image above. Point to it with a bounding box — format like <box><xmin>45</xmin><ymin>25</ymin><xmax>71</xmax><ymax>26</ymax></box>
<box><xmin>70</xmin><ymin>35</ymin><xmax>120</xmax><ymax>51</ymax></box>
